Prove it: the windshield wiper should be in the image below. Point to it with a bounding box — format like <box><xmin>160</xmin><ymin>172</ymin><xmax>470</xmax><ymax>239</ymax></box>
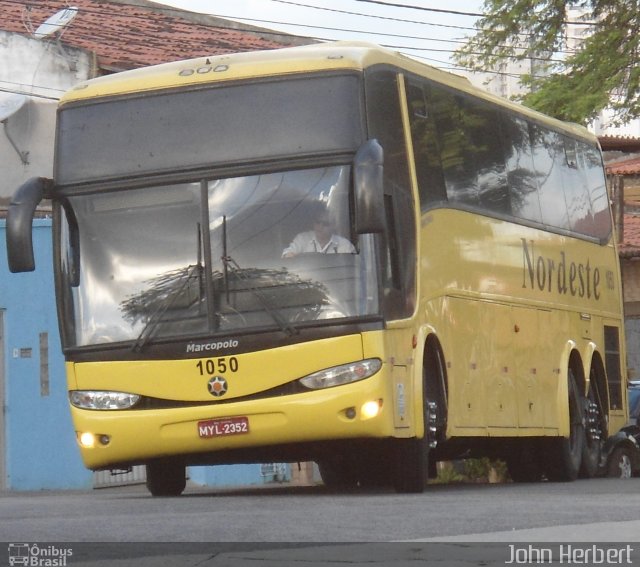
<box><xmin>130</xmin><ymin>225</ymin><xmax>205</xmax><ymax>352</ymax></box>
<box><xmin>220</xmin><ymin>216</ymin><xmax>298</xmax><ymax>336</ymax></box>
<box><xmin>131</xmin><ymin>263</ymin><xmax>203</xmax><ymax>352</ymax></box>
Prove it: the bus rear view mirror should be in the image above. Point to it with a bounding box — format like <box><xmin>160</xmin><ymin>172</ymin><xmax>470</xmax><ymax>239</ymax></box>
<box><xmin>6</xmin><ymin>177</ymin><xmax>51</xmax><ymax>273</ymax></box>
<box><xmin>354</xmin><ymin>139</ymin><xmax>385</xmax><ymax>234</ymax></box>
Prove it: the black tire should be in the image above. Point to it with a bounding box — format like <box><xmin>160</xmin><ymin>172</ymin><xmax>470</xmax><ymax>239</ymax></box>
<box><xmin>317</xmin><ymin>455</ymin><xmax>364</xmax><ymax>490</ymax></box>
<box><xmin>393</xmin><ymin>340</ymin><xmax>446</xmax><ymax>494</ymax></box>
<box><xmin>393</xmin><ymin>436</ymin><xmax>428</xmax><ymax>493</ymax></box>
<box><xmin>607</xmin><ymin>447</ymin><xmax>634</xmax><ymax>479</ymax></box>
<box><xmin>545</xmin><ymin>369</ymin><xmax>585</xmax><ymax>482</ymax></box>
<box><xmin>580</xmin><ymin>379</ymin><xmax>606</xmax><ymax>478</ymax></box>
<box><xmin>146</xmin><ymin>460</ymin><xmax>186</xmax><ymax>496</ymax></box>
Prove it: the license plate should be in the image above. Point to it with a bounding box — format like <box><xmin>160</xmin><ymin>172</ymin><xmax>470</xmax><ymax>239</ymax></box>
<box><xmin>198</xmin><ymin>416</ymin><xmax>249</xmax><ymax>438</ymax></box>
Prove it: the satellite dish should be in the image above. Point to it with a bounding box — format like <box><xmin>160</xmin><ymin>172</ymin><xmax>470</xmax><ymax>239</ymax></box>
<box><xmin>0</xmin><ymin>93</ymin><xmax>27</xmax><ymax>122</ymax></box>
<box><xmin>33</xmin><ymin>7</ymin><xmax>78</xmax><ymax>40</ymax></box>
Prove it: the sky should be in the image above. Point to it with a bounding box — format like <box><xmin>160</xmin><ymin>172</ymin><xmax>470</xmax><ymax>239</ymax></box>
<box><xmin>155</xmin><ymin>0</ymin><xmax>484</xmax><ymax>72</ymax></box>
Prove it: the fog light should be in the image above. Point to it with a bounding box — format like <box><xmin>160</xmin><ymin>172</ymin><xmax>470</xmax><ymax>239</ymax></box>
<box><xmin>361</xmin><ymin>400</ymin><xmax>381</xmax><ymax>419</ymax></box>
<box><xmin>99</xmin><ymin>434</ymin><xmax>111</xmax><ymax>446</ymax></box>
<box><xmin>79</xmin><ymin>432</ymin><xmax>96</xmax><ymax>448</ymax></box>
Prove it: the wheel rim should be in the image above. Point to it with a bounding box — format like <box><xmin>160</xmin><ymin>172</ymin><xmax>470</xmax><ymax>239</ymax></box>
<box><xmin>617</xmin><ymin>454</ymin><xmax>632</xmax><ymax>479</ymax></box>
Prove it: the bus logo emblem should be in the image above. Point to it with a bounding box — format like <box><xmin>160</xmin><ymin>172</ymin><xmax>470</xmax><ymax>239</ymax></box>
<box><xmin>207</xmin><ymin>376</ymin><xmax>228</xmax><ymax>397</ymax></box>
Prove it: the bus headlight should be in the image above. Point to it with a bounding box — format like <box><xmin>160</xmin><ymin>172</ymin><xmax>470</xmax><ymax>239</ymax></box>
<box><xmin>298</xmin><ymin>359</ymin><xmax>382</xmax><ymax>390</ymax></box>
<box><xmin>69</xmin><ymin>390</ymin><xmax>140</xmax><ymax>410</ymax></box>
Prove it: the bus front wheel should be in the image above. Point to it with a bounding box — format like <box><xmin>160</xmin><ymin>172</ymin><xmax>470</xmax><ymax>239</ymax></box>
<box><xmin>146</xmin><ymin>459</ymin><xmax>186</xmax><ymax>497</ymax></box>
<box><xmin>393</xmin><ymin>340</ymin><xmax>446</xmax><ymax>494</ymax></box>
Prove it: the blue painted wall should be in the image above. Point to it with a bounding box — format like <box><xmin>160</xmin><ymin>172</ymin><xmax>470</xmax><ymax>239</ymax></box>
<box><xmin>0</xmin><ymin>219</ymin><xmax>92</xmax><ymax>490</ymax></box>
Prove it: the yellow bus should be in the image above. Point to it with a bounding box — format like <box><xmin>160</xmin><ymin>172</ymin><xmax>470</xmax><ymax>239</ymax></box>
<box><xmin>7</xmin><ymin>42</ymin><xmax>629</xmax><ymax>495</ymax></box>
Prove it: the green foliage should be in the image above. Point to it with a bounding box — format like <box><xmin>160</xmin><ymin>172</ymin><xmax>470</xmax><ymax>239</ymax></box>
<box><xmin>434</xmin><ymin>459</ymin><xmax>509</xmax><ymax>484</ymax></box>
<box><xmin>454</xmin><ymin>0</ymin><xmax>640</xmax><ymax>125</ymax></box>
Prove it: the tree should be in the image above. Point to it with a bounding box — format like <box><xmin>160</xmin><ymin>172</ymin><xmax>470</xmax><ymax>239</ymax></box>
<box><xmin>454</xmin><ymin>0</ymin><xmax>640</xmax><ymax>125</ymax></box>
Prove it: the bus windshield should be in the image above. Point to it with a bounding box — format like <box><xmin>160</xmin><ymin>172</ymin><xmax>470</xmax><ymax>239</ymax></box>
<box><xmin>58</xmin><ymin>166</ymin><xmax>380</xmax><ymax>348</ymax></box>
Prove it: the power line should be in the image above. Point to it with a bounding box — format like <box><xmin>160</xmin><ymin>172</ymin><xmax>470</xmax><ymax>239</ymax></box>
<box><xmin>352</xmin><ymin>0</ymin><xmax>481</xmax><ymax>18</ymax></box>
<box><xmin>271</xmin><ymin>0</ymin><xmax>479</xmax><ymax>32</ymax></box>
<box><xmin>0</xmin><ymin>84</ymin><xmax>62</xmax><ymax>100</ymax></box>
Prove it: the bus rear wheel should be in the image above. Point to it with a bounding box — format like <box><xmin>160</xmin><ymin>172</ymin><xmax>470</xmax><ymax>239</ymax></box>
<box><xmin>580</xmin><ymin>382</ymin><xmax>605</xmax><ymax>478</ymax></box>
<box><xmin>544</xmin><ymin>369</ymin><xmax>585</xmax><ymax>482</ymax></box>
<box><xmin>146</xmin><ymin>459</ymin><xmax>186</xmax><ymax>496</ymax></box>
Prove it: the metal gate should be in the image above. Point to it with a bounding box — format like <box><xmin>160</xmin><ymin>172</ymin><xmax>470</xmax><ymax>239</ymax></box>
<box><xmin>93</xmin><ymin>466</ymin><xmax>146</xmax><ymax>488</ymax></box>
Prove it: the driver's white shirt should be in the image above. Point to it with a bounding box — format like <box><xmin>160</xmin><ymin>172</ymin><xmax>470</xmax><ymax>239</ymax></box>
<box><xmin>282</xmin><ymin>231</ymin><xmax>355</xmax><ymax>257</ymax></box>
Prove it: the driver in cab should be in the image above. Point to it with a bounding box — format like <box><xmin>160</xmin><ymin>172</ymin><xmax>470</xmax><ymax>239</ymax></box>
<box><xmin>282</xmin><ymin>203</ymin><xmax>355</xmax><ymax>258</ymax></box>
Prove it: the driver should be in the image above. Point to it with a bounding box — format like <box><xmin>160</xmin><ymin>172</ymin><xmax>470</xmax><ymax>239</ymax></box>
<box><xmin>282</xmin><ymin>203</ymin><xmax>355</xmax><ymax>258</ymax></box>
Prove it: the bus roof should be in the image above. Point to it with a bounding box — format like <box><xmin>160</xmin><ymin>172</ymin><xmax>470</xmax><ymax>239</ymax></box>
<box><xmin>61</xmin><ymin>41</ymin><xmax>596</xmax><ymax>144</ymax></box>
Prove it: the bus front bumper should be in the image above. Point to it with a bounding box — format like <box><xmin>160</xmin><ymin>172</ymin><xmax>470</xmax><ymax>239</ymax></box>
<box><xmin>71</xmin><ymin>372</ymin><xmax>396</xmax><ymax>470</ymax></box>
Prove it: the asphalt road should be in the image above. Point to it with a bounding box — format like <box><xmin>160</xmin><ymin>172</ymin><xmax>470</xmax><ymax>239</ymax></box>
<box><xmin>1</xmin><ymin>477</ymin><xmax>639</xmax><ymax>544</ymax></box>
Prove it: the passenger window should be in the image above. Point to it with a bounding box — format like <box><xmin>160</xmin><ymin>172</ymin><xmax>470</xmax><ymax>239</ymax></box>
<box><xmin>502</xmin><ymin>114</ymin><xmax>542</xmax><ymax>223</ymax></box>
<box><xmin>405</xmin><ymin>79</ymin><xmax>447</xmax><ymax>210</ymax></box>
<box><xmin>530</xmin><ymin>126</ymin><xmax>570</xmax><ymax>230</ymax></box>
<box><xmin>430</xmin><ymin>88</ymin><xmax>510</xmax><ymax>214</ymax></box>
<box><xmin>561</xmin><ymin>137</ymin><xmax>594</xmax><ymax>235</ymax></box>
<box><xmin>583</xmin><ymin>146</ymin><xmax>612</xmax><ymax>240</ymax></box>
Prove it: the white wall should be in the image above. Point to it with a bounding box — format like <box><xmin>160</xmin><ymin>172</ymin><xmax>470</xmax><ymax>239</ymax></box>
<box><xmin>0</xmin><ymin>31</ymin><xmax>93</xmax><ymax>200</ymax></box>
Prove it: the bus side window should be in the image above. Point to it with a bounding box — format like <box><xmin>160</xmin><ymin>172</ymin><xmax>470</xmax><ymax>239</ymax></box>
<box><xmin>530</xmin><ymin>125</ymin><xmax>571</xmax><ymax>231</ymax></box>
<box><xmin>404</xmin><ymin>79</ymin><xmax>447</xmax><ymax>210</ymax></box>
<box><xmin>560</xmin><ymin>136</ymin><xmax>595</xmax><ymax>234</ymax></box>
<box><xmin>461</xmin><ymin>98</ymin><xmax>510</xmax><ymax>214</ymax></box>
<box><xmin>365</xmin><ymin>68</ymin><xmax>416</xmax><ymax>319</ymax></box>
<box><xmin>583</xmin><ymin>145</ymin><xmax>612</xmax><ymax>241</ymax></box>
<box><xmin>502</xmin><ymin>114</ymin><xmax>542</xmax><ymax>224</ymax></box>
<box><xmin>428</xmin><ymin>86</ymin><xmax>510</xmax><ymax>215</ymax></box>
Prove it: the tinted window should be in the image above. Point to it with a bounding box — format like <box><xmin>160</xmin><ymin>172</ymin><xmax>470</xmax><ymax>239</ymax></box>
<box><xmin>530</xmin><ymin>126</ymin><xmax>570</xmax><ymax>230</ymax></box>
<box><xmin>583</xmin><ymin>146</ymin><xmax>612</xmax><ymax>240</ymax></box>
<box><xmin>430</xmin><ymin>88</ymin><xmax>478</xmax><ymax>206</ymax></box>
<box><xmin>463</xmin><ymin>99</ymin><xmax>510</xmax><ymax>214</ymax></box>
<box><xmin>56</xmin><ymin>74</ymin><xmax>363</xmax><ymax>185</ymax></box>
<box><xmin>429</xmin><ymin>87</ymin><xmax>509</xmax><ymax>214</ymax></box>
<box><xmin>562</xmin><ymin>137</ymin><xmax>595</xmax><ymax>234</ymax></box>
<box><xmin>365</xmin><ymin>68</ymin><xmax>416</xmax><ymax>319</ymax></box>
<box><xmin>405</xmin><ymin>80</ymin><xmax>447</xmax><ymax>209</ymax></box>
<box><xmin>502</xmin><ymin>114</ymin><xmax>542</xmax><ymax>223</ymax></box>
<box><xmin>402</xmin><ymin>75</ymin><xmax>610</xmax><ymax>242</ymax></box>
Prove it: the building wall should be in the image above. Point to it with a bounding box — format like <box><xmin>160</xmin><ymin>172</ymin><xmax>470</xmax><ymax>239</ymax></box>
<box><xmin>0</xmin><ymin>219</ymin><xmax>93</xmax><ymax>490</ymax></box>
<box><xmin>0</xmin><ymin>30</ymin><xmax>92</xmax><ymax>100</ymax></box>
<box><xmin>0</xmin><ymin>30</ymin><xmax>92</xmax><ymax>200</ymax></box>
<box><xmin>0</xmin><ymin>98</ymin><xmax>56</xmax><ymax>201</ymax></box>
<box><xmin>623</xmin><ymin>259</ymin><xmax>640</xmax><ymax>381</ymax></box>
